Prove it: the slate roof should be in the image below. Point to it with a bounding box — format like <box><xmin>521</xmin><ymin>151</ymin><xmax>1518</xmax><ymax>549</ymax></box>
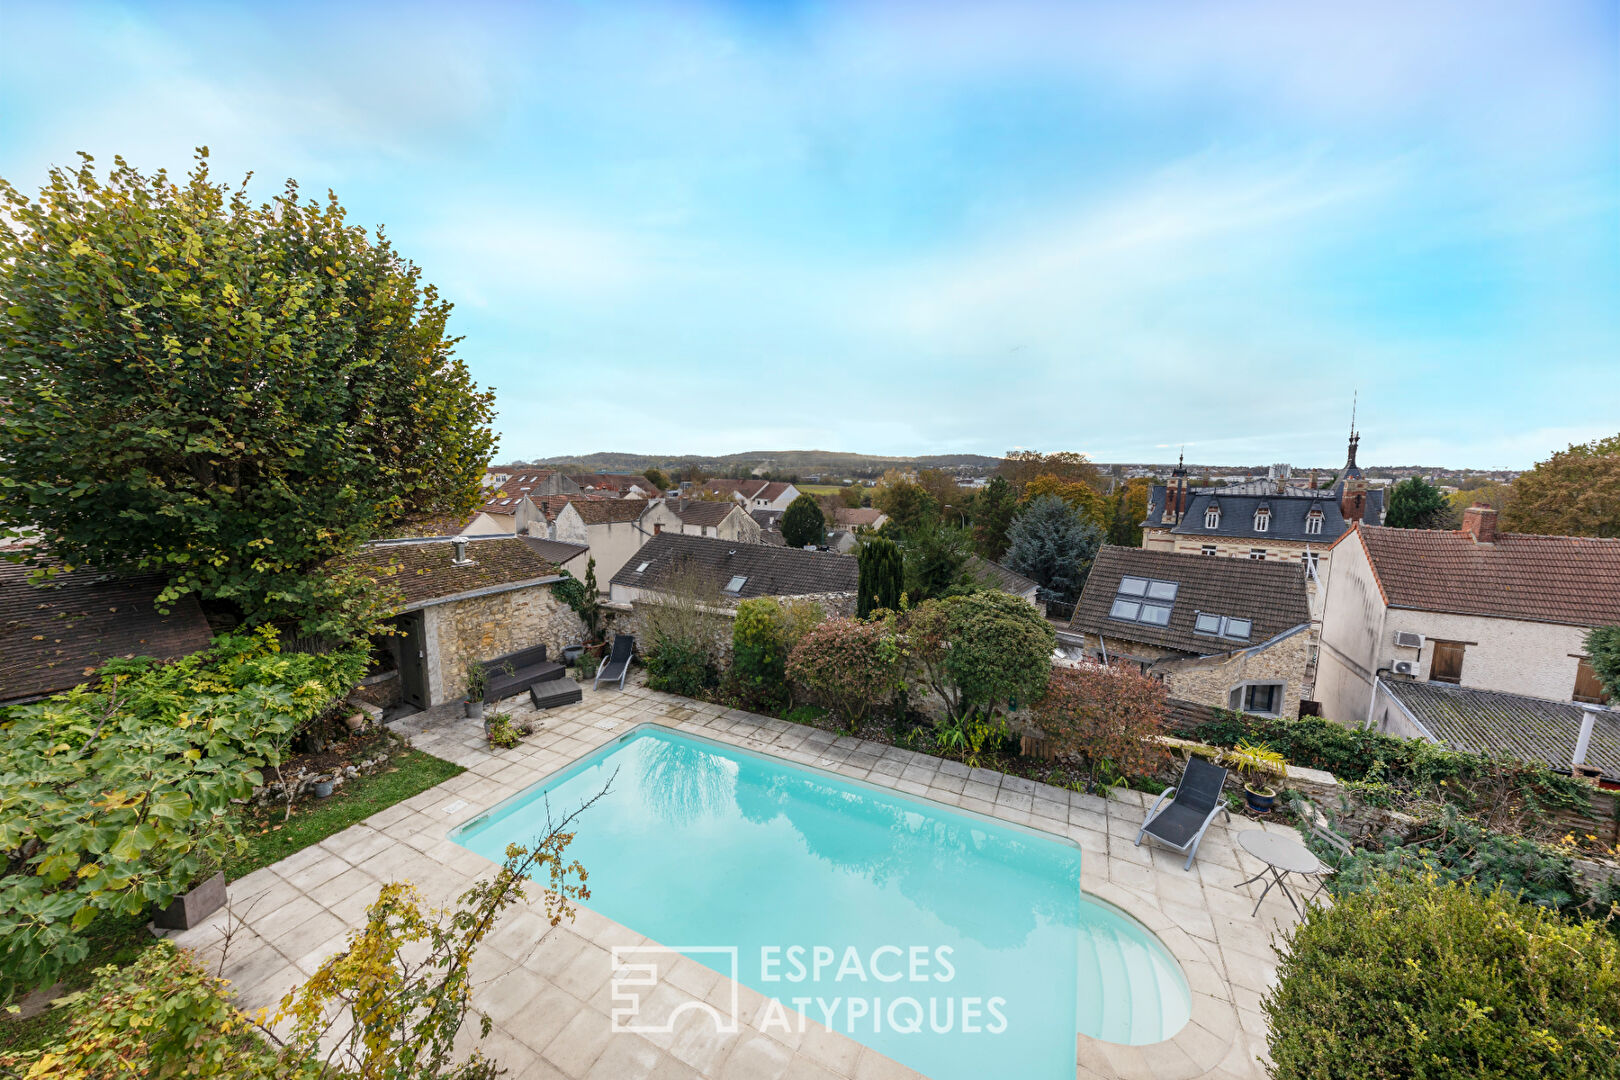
<box><xmin>1352</xmin><ymin>526</ymin><xmax>1620</xmax><ymax>627</ymax></box>
<box><xmin>518</xmin><ymin>537</ymin><xmax>590</xmax><ymax>565</ymax></box>
<box><xmin>834</xmin><ymin>507</ymin><xmax>885</xmax><ymax>527</ymax></box>
<box><xmin>968</xmin><ymin>557</ymin><xmax>1039</xmax><ymax>597</ymax></box>
<box><xmin>567</xmin><ymin>499</ymin><xmax>648</xmax><ymax>525</ymax></box>
<box><xmin>341</xmin><ymin>538</ymin><xmax>560</xmax><ymax>610</ymax></box>
<box><xmin>671</xmin><ymin>500</ymin><xmax>740</xmax><ymax>528</ymax></box>
<box><xmin>751</xmin><ymin>509</ymin><xmax>784</xmax><ymax>530</ymax></box>
<box><xmin>1381</xmin><ymin>678</ymin><xmax>1620</xmax><ymax>782</ymax></box>
<box><xmin>569</xmin><ymin>473</ymin><xmax>660</xmax><ymax>497</ymax></box>
<box><xmin>1071</xmin><ymin>546</ymin><xmax>1311</xmax><ymax>656</ymax></box>
<box><xmin>1</xmin><ymin>562</ymin><xmax>213</xmax><ymax>703</ymax></box>
<box><xmin>610</xmin><ymin>533</ymin><xmax>856</xmax><ymax>600</ymax></box>
<box><xmin>1157</xmin><ymin>488</ymin><xmax>1381</xmax><ymax>543</ymax></box>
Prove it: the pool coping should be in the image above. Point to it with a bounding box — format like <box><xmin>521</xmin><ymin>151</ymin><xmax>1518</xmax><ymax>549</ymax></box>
<box><xmin>451</xmin><ymin>718</ymin><xmax>1236</xmax><ymax>1079</ymax></box>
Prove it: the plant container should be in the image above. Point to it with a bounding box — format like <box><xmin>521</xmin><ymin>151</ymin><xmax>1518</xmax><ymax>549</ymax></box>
<box><xmin>311</xmin><ymin>780</ymin><xmax>334</xmax><ymax>798</ymax></box>
<box><xmin>153</xmin><ymin>871</ymin><xmax>227</xmax><ymax>931</ymax></box>
<box><xmin>464</xmin><ymin>699</ymin><xmax>484</xmax><ymax>720</ymax></box>
<box><xmin>1243</xmin><ymin>784</ymin><xmax>1277</xmax><ymax>815</ymax></box>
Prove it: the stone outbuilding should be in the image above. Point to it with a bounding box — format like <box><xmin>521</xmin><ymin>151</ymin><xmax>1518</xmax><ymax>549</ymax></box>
<box><xmin>346</xmin><ymin>536</ymin><xmax>584</xmax><ymax>710</ymax></box>
<box><xmin>1066</xmin><ymin>545</ymin><xmax>1314</xmax><ymax>719</ymax></box>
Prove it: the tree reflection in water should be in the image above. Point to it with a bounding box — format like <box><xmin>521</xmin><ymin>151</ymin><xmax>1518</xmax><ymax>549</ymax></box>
<box><xmin>634</xmin><ymin>736</ymin><xmax>739</xmax><ymax>827</ymax></box>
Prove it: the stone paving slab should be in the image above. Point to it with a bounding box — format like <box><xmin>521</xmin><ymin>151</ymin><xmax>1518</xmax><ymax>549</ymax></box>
<box><xmin>160</xmin><ymin>679</ymin><xmax>1304</xmax><ymax>1079</ymax></box>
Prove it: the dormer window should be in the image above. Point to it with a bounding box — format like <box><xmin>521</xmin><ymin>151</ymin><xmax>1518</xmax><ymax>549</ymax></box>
<box><xmin>1254</xmin><ymin>508</ymin><xmax>1271</xmax><ymax>532</ymax></box>
<box><xmin>1304</xmin><ymin>510</ymin><xmax>1323</xmax><ymax>535</ymax></box>
<box><xmin>1204</xmin><ymin>507</ymin><xmax>1220</xmax><ymax>529</ymax></box>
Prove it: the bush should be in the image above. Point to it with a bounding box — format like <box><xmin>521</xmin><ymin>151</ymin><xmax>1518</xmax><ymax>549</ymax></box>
<box><xmin>904</xmin><ymin>591</ymin><xmax>1055</xmax><ymax>722</ymax></box>
<box><xmin>731</xmin><ymin>598</ymin><xmax>823</xmax><ymax>709</ymax></box>
<box><xmin>1265</xmin><ymin>874</ymin><xmax>1620</xmax><ymax>1080</ymax></box>
<box><xmin>856</xmin><ymin>535</ymin><xmax>904</xmax><ymax>618</ymax></box>
<box><xmin>639</xmin><ymin>558</ymin><xmax>728</xmax><ymax>697</ymax></box>
<box><xmin>0</xmin><ymin>629</ymin><xmax>367</xmax><ymax>999</ymax></box>
<box><xmin>1033</xmin><ymin>664</ymin><xmax>1169</xmax><ymax>791</ymax></box>
<box><xmin>1586</xmin><ymin>626</ymin><xmax>1620</xmax><ymax>704</ymax></box>
<box><xmin>0</xmin><ymin>941</ymin><xmax>280</xmax><ymax>1079</ymax></box>
<box><xmin>786</xmin><ymin>617</ymin><xmax>905</xmax><ymax>729</ymax></box>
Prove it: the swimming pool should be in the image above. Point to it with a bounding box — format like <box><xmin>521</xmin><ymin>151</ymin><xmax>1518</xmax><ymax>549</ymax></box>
<box><xmin>453</xmin><ymin>726</ymin><xmax>1190</xmax><ymax>1080</ymax></box>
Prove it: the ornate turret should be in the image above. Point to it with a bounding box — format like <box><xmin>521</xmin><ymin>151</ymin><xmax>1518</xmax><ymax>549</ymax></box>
<box><xmin>1340</xmin><ymin>406</ymin><xmax>1367</xmax><ymax>523</ymax></box>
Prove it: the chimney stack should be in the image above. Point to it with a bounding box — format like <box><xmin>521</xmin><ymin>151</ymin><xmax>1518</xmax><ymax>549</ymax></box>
<box><xmin>451</xmin><ymin>536</ymin><xmax>472</xmax><ymax>565</ymax></box>
<box><xmin>1461</xmin><ymin>503</ymin><xmax>1498</xmax><ymax>544</ymax></box>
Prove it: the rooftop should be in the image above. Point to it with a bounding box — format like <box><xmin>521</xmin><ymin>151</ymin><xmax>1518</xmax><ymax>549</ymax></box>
<box><xmin>670</xmin><ymin>500</ymin><xmax>740</xmax><ymax>527</ymax></box>
<box><xmin>1072</xmin><ymin>546</ymin><xmax>1311</xmax><ymax>656</ymax></box>
<box><xmin>1380</xmin><ymin>678</ymin><xmax>1620</xmax><ymax>782</ymax></box>
<box><xmin>610</xmin><ymin>532</ymin><xmax>857</xmax><ymax>600</ymax></box>
<box><xmin>341</xmin><ymin>537</ymin><xmax>560</xmax><ymax>610</ymax></box>
<box><xmin>1</xmin><ymin>561</ymin><xmax>213</xmax><ymax>703</ymax></box>
<box><xmin>566</xmin><ymin>499</ymin><xmax>649</xmax><ymax>525</ymax></box>
<box><xmin>1352</xmin><ymin>525</ymin><xmax>1620</xmax><ymax>627</ymax></box>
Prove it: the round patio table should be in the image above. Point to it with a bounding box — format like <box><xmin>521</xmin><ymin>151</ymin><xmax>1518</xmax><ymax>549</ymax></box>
<box><xmin>1235</xmin><ymin>830</ymin><xmax>1321</xmax><ymax>917</ymax></box>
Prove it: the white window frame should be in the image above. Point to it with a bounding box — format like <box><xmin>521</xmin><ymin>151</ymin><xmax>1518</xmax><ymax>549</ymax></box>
<box><xmin>1249</xmin><ymin>548</ymin><xmax>1267</xmax><ymax>560</ymax></box>
<box><xmin>1201</xmin><ymin>544</ymin><xmax>1217</xmax><ymax>556</ymax></box>
<box><xmin>1254</xmin><ymin>510</ymin><xmax>1270</xmax><ymax>532</ymax></box>
<box><xmin>1204</xmin><ymin>508</ymin><xmax>1220</xmax><ymax>529</ymax></box>
<box><xmin>1228</xmin><ymin>681</ymin><xmax>1286</xmax><ymax>717</ymax></box>
<box><xmin>1304</xmin><ymin>512</ymin><xmax>1324</xmax><ymax>535</ymax></box>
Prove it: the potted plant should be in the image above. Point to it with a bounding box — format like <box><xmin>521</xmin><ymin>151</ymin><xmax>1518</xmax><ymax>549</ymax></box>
<box><xmin>152</xmin><ymin>860</ymin><xmax>227</xmax><ymax>931</ymax></box>
<box><xmin>1224</xmin><ymin>740</ymin><xmax>1287</xmax><ymax>814</ymax></box>
<box><xmin>464</xmin><ymin>661</ymin><xmax>487</xmax><ymax>720</ymax></box>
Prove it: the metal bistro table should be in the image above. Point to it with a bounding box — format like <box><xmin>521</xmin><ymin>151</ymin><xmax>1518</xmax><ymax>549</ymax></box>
<box><xmin>1235</xmin><ymin>830</ymin><xmax>1322</xmax><ymax>917</ymax></box>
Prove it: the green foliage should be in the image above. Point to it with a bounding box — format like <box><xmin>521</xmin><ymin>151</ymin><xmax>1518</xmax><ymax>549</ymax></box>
<box><xmin>0</xmin><ymin>152</ymin><xmax>495</xmax><ymax>635</ymax></box>
<box><xmin>856</xmin><ymin>535</ymin><xmax>904</xmax><ymax>618</ymax></box>
<box><xmin>484</xmin><ymin>714</ymin><xmax>530</xmax><ymax>750</ymax></box>
<box><xmin>781</xmin><ymin>493</ymin><xmax>827</xmax><ymax>549</ymax></box>
<box><xmin>574</xmin><ymin>652</ymin><xmax>601</xmax><ymax>680</ymax></box>
<box><xmin>1584</xmin><ymin>626</ymin><xmax>1620</xmax><ymax>703</ymax></box>
<box><xmin>1003</xmin><ymin>494</ymin><xmax>1102</xmax><ymax>603</ymax></box>
<box><xmin>1502</xmin><ymin>433</ymin><xmax>1620</xmax><ymax>539</ymax></box>
<box><xmin>731</xmin><ymin>597</ymin><xmax>824</xmax><ymax>709</ymax></box>
<box><xmin>272</xmin><ymin>790</ymin><xmax>603</xmax><ymax>1079</ymax></box>
<box><xmin>645</xmin><ymin>640</ymin><xmax>719</xmax><ymax>696</ymax></box>
<box><xmin>580</xmin><ymin>558</ymin><xmax>603</xmax><ymax>640</ymax></box>
<box><xmin>970</xmin><ymin>475</ymin><xmax>1019</xmax><ymax>560</ymax></box>
<box><xmin>1225</xmin><ymin>739</ymin><xmax>1288</xmax><ymax>790</ymax></box>
<box><xmin>902</xmin><ymin>521</ymin><xmax>976</xmax><ymax>602</ymax></box>
<box><xmin>1264</xmin><ymin>874</ymin><xmax>1620</xmax><ymax>1080</ymax></box>
<box><xmin>931</xmin><ymin>714</ymin><xmax>1010</xmax><ymax>769</ymax></box>
<box><xmin>786</xmin><ymin>616</ymin><xmax>906</xmax><ymax>730</ymax></box>
<box><xmin>643</xmin><ymin>467</ymin><xmax>670</xmax><ymax>491</ymax></box>
<box><xmin>464</xmin><ymin>660</ymin><xmax>488</xmax><ymax>702</ymax></box>
<box><xmin>639</xmin><ymin>561</ymin><xmax>726</xmax><ymax>696</ymax></box>
<box><xmin>904</xmin><ymin>591</ymin><xmax>1055</xmax><ymax>723</ymax></box>
<box><xmin>872</xmin><ymin>477</ymin><xmax>939</xmax><ymax>535</ymax></box>
<box><xmin>0</xmin><ymin>941</ymin><xmax>283</xmax><ymax>1079</ymax></box>
<box><xmin>0</xmin><ymin>630</ymin><xmax>367</xmax><ymax>1000</ymax></box>
<box><xmin>1386</xmin><ymin>475</ymin><xmax>1457</xmax><ymax>529</ymax></box>
<box><xmin>550</xmin><ymin>570</ymin><xmax>588</xmax><ymax>618</ymax></box>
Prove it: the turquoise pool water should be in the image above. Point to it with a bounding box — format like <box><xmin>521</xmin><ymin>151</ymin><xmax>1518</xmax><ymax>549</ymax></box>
<box><xmin>453</xmin><ymin>726</ymin><xmax>1189</xmax><ymax>1080</ymax></box>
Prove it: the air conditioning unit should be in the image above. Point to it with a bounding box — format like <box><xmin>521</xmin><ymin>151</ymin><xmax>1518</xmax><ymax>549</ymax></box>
<box><xmin>1393</xmin><ymin>630</ymin><xmax>1425</xmax><ymax>650</ymax></box>
<box><xmin>1392</xmin><ymin>660</ymin><xmax>1418</xmax><ymax>676</ymax></box>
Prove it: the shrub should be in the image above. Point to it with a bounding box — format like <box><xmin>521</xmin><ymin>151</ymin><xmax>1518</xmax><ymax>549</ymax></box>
<box><xmin>550</xmin><ymin>571</ymin><xmax>588</xmax><ymax>618</ymax></box>
<box><xmin>0</xmin><ymin>941</ymin><xmax>282</xmax><ymax>1079</ymax></box>
<box><xmin>786</xmin><ymin>617</ymin><xmax>905</xmax><ymax>728</ymax></box>
<box><xmin>1586</xmin><ymin>625</ymin><xmax>1620</xmax><ymax>704</ymax></box>
<box><xmin>484</xmin><ymin>714</ymin><xmax>530</xmax><ymax>750</ymax></box>
<box><xmin>0</xmin><ymin>630</ymin><xmax>367</xmax><ymax>999</ymax></box>
<box><xmin>1265</xmin><ymin>874</ymin><xmax>1620</xmax><ymax>1080</ymax></box>
<box><xmin>732</xmin><ymin>598</ymin><xmax>823</xmax><ymax>709</ymax></box>
<box><xmin>639</xmin><ymin>558</ymin><xmax>728</xmax><ymax>696</ymax></box>
<box><xmin>1033</xmin><ymin>664</ymin><xmax>1168</xmax><ymax>791</ymax></box>
<box><xmin>856</xmin><ymin>535</ymin><xmax>904</xmax><ymax>618</ymax></box>
<box><xmin>904</xmin><ymin>591</ymin><xmax>1055</xmax><ymax>723</ymax></box>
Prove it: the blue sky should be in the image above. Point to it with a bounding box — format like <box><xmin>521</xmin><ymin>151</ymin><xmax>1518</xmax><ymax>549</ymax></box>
<box><xmin>2</xmin><ymin>1</ymin><xmax>1616</xmax><ymax>468</ymax></box>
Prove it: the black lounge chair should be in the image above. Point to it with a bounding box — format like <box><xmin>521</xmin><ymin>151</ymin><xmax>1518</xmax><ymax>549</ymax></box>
<box><xmin>1136</xmin><ymin>756</ymin><xmax>1231</xmax><ymax>870</ymax></box>
<box><xmin>594</xmin><ymin>634</ymin><xmax>635</xmax><ymax>691</ymax></box>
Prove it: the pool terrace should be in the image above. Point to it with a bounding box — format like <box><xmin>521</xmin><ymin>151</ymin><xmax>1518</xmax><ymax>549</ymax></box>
<box><xmin>160</xmin><ymin>680</ymin><xmax>1304</xmax><ymax>1080</ymax></box>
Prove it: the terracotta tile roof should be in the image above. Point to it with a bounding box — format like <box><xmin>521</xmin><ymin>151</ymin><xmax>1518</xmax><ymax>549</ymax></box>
<box><xmin>374</xmin><ymin>513</ymin><xmax>479</xmax><ymax>540</ymax></box>
<box><xmin>834</xmin><ymin>507</ymin><xmax>885</xmax><ymax>527</ymax></box>
<box><xmin>1381</xmin><ymin>678</ymin><xmax>1620</xmax><ymax>782</ymax></box>
<box><xmin>340</xmin><ymin>538</ymin><xmax>560</xmax><ymax>610</ymax></box>
<box><xmin>1072</xmin><ymin>546</ymin><xmax>1310</xmax><ymax>656</ymax></box>
<box><xmin>1</xmin><ymin>561</ymin><xmax>213</xmax><ymax>703</ymax></box>
<box><xmin>610</xmin><ymin>533</ymin><xmax>856</xmax><ymax>599</ymax></box>
<box><xmin>1355</xmin><ymin>525</ymin><xmax>1620</xmax><ymax>627</ymax></box>
<box><xmin>567</xmin><ymin>499</ymin><xmax>648</xmax><ymax>525</ymax></box>
<box><xmin>569</xmin><ymin>473</ymin><xmax>661</xmax><ymax>497</ymax></box>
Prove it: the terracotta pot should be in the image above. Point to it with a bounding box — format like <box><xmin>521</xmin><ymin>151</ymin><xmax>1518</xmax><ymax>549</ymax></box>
<box><xmin>153</xmin><ymin>871</ymin><xmax>227</xmax><ymax>931</ymax></box>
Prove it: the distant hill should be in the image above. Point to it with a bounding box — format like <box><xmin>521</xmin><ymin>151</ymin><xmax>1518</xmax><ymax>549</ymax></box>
<box><xmin>516</xmin><ymin>449</ymin><xmax>1003</xmax><ymax>477</ymax></box>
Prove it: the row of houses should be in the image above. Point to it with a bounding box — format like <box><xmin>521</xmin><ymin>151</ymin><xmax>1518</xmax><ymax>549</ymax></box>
<box><xmin>1066</xmin><ymin>430</ymin><xmax>1620</xmax><ymax>784</ymax></box>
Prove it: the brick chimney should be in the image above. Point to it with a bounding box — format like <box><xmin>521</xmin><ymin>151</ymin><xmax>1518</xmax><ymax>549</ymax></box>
<box><xmin>1461</xmin><ymin>503</ymin><xmax>1498</xmax><ymax>544</ymax></box>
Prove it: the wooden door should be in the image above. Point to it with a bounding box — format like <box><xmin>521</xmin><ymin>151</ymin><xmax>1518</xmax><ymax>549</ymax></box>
<box><xmin>1574</xmin><ymin>659</ymin><xmax>1607</xmax><ymax>704</ymax></box>
<box><xmin>1429</xmin><ymin>641</ymin><xmax>1465</xmax><ymax>684</ymax></box>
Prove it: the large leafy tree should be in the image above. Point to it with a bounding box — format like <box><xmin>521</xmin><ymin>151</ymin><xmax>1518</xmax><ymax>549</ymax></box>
<box><xmin>872</xmin><ymin>474</ymin><xmax>939</xmax><ymax>535</ymax></box>
<box><xmin>998</xmin><ymin>449</ymin><xmax>1103</xmax><ymax>494</ymax></box>
<box><xmin>1502</xmin><ymin>433</ymin><xmax>1620</xmax><ymax>538</ymax></box>
<box><xmin>1021</xmin><ymin>473</ymin><xmax>1108</xmax><ymax>530</ymax></box>
<box><xmin>1004</xmin><ymin>494</ymin><xmax>1102</xmax><ymax>603</ymax></box>
<box><xmin>1585</xmin><ymin>627</ymin><xmax>1620</xmax><ymax>704</ymax></box>
<box><xmin>0</xmin><ymin>152</ymin><xmax>495</xmax><ymax>633</ymax></box>
<box><xmin>902</xmin><ymin>521</ymin><xmax>975</xmax><ymax>602</ymax></box>
<box><xmin>1385</xmin><ymin>476</ymin><xmax>1457</xmax><ymax>529</ymax></box>
<box><xmin>781</xmin><ymin>492</ymin><xmax>827</xmax><ymax>548</ymax></box>
<box><xmin>971</xmin><ymin>475</ymin><xmax>1019</xmax><ymax>560</ymax></box>
<box><xmin>903</xmin><ymin>591</ymin><xmax>1055</xmax><ymax>722</ymax></box>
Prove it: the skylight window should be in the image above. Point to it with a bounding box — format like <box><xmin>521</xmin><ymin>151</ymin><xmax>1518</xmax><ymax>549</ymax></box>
<box><xmin>1193</xmin><ymin>613</ymin><xmax>1252</xmax><ymax>640</ymax></box>
<box><xmin>1109</xmin><ymin>577</ymin><xmax>1178</xmax><ymax>626</ymax></box>
<box><xmin>635</xmin><ymin>561</ymin><xmax>650</xmax><ymax>573</ymax></box>
<box><xmin>724</xmin><ymin>575</ymin><xmax>748</xmax><ymax>593</ymax></box>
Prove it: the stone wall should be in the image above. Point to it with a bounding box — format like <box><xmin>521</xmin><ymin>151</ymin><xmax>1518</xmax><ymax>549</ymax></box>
<box><xmin>424</xmin><ymin>584</ymin><xmax>587</xmax><ymax>705</ymax></box>
<box><xmin>1159</xmin><ymin>628</ymin><xmax>1313</xmax><ymax>720</ymax></box>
